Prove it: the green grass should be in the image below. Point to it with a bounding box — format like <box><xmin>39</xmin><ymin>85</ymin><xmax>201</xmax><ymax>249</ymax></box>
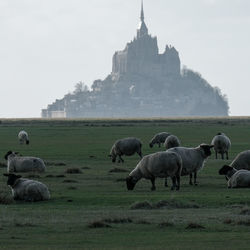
<box><xmin>1</xmin><ymin>118</ymin><xmax>250</xmax><ymax>249</ymax></box>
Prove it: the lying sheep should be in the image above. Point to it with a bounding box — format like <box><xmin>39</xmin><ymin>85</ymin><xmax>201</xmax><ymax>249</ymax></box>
<box><xmin>126</xmin><ymin>151</ymin><xmax>182</xmax><ymax>191</ymax></box>
<box><xmin>219</xmin><ymin>165</ymin><xmax>250</xmax><ymax>188</ymax></box>
<box><xmin>109</xmin><ymin>137</ymin><xmax>142</xmax><ymax>163</ymax></box>
<box><xmin>211</xmin><ymin>132</ymin><xmax>231</xmax><ymax>159</ymax></box>
<box><xmin>18</xmin><ymin>130</ymin><xmax>29</xmax><ymax>145</ymax></box>
<box><xmin>4</xmin><ymin>151</ymin><xmax>46</xmax><ymax>173</ymax></box>
<box><xmin>149</xmin><ymin>132</ymin><xmax>170</xmax><ymax>148</ymax></box>
<box><xmin>165</xmin><ymin>144</ymin><xmax>213</xmax><ymax>186</ymax></box>
<box><xmin>3</xmin><ymin>173</ymin><xmax>50</xmax><ymax>201</ymax></box>
<box><xmin>228</xmin><ymin>150</ymin><xmax>250</xmax><ymax>170</ymax></box>
<box><xmin>164</xmin><ymin>135</ymin><xmax>181</xmax><ymax>149</ymax></box>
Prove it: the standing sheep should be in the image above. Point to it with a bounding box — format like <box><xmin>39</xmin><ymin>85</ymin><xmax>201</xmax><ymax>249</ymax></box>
<box><xmin>5</xmin><ymin>151</ymin><xmax>46</xmax><ymax>173</ymax></box>
<box><xmin>164</xmin><ymin>135</ymin><xmax>181</xmax><ymax>149</ymax></box>
<box><xmin>109</xmin><ymin>137</ymin><xmax>142</xmax><ymax>163</ymax></box>
<box><xmin>126</xmin><ymin>151</ymin><xmax>182</xmax><ymax>191</ymax></box>
<box><xmin>3</xmin><ymin>173</ymin><xmax>50</xmax><ymax>201</ymax></box>
<box><xmin>18</xmin><ymin>130</ymin><xmax>29</xmax><ymax>145</ymax></box>
<box><xmin>149</xmin><ymin>132</ymin><xmax>170</xmax><ymax>148</ymax></box>
<box><xmin>219</xmin><ymin>165</ymin><xmax>250</xmax><ymax>188</ymax></box>
<box><xmin>165</xmin><ymin>144</ymin><xmax>213</xmax><ymax>186</ymax></box>
<box><xmin>211</xmin><ymin>132</ymin><xmax>231</xmax><ymax>159</ymax></box>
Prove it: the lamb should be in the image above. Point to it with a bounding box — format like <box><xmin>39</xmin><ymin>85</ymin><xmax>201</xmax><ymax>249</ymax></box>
<box><xmin>164</xmin><ymin>134</ymin><xmax>181</xmax><ymax>149</ymax></box>
<box><xmin>218</xmin><ymin>165</ymin><xmax>250</xmax><ymax>188</ymax></box>
<box><xmin>149</xmin><ymin>132</ymin><xmax>170</xmax><ymax>148</ymax></box>
<box><xmin>211</xmin><ymin>132</ymin><xmax>231</xmax><ymax>159</ymax></box>
<box><xmin>126</xmin><ymin>151</ymin><xmax>182</xmax><ymax>191</ymax></box>
<box><xmin>109</xmin><ymin>137</ymin><xmax>142</xmax><ymax>163</ymax></box>
<box><xmin>18</xmin><ymin>130</ymin><xmax>29</xmax><ymax>145</ymax></box>
<box><xmin>3</xmin><ymin>173</ymin><xmax>50</xmax><ymax>201</ymax></box>
<box><xmin>165</xmin><ymin>144</ymin><xmax>214</xmax><ymax>186</ymax></box>
<box><xmin>4</xmin><ymin>151</ymin><xmax>46</xmax><ymax>173</ymax></box>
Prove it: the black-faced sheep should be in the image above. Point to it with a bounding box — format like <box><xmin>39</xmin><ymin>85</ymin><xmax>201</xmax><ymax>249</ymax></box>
<box><xmin>166</xmin><ymin>144</ymin><xmax>213</xmax><ymax>186</ymax></box>
<box><xmin>3</xmin><ymin>173</ymin><xmax>50</xmax><ymax>201</ymax></box>
<box><xmin>211</xmin><ymin>132</ymin><xmax>231</xmax><ymax>159</ymax></box>
<box><xmin>4</xmin><ymin>151</ymin><xmax>46</xmax><ymax>173</ymax></box>
<box><xmin>18</xmin><ymin>130</ymin><xmax>29</xmax><ymax>145</ymax></box>
<box><xmin>219</xmin><ymin>165</ymin><xmax>250</xmax><ymax>188</ymax></box>
<box><xmin>109</xmin><ymin>137</ymin><xmax>142</xmax><ymax>163</ymax></box>
<box><xmin>149</xmin><ymin>132</ymin><xmax>170</xmax><ymax>148</ymax></box>
<box><xmin>126</xmin><ymin>151</ymin><xmax>182</xmax><ymax>191</ymax></box>
<box><xmin>164</xmin><ymin>135</ymin><xmax>181</xmax><ymax>149</ymax></box>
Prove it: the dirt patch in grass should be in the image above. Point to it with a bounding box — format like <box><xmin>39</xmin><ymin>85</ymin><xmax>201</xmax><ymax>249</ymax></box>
<box><xmin>46</xmin><ymin>174</ymin><xmax>66</xmax><ymax>178</ymax></box>
<box><xmin>236</xmin><ymin>220</ymin><xmax>250</xmax><ymax>226</ymax></box>
<box><xmin>159</xmin><ymin>222</ymin><xmax>174</xmax><ymax>228</ymax></box>
<box><xmin>130</xmin><ymin>201</ymin><xmax>153</xmax><ymax>210</ymax></box>
<box><xmin>62</xmin><ymin>179</ymin><xmax>78</xmax><ymax>183</ymax></box>
<box><xmin>65</xmin><ymin>167</ymin><xmax>82</xmax><ymax>174</ymax></box>
<box><xmin>134</xmin><ymin>220</ymin><xmax>151</xmax><ymax>225</ymax></box>
<box><xmin>185</xmin><ymin>223</ymin><xmax>205</xmax><ymax>229</ymax></box>
<box><xmin>88</xmin><ymin>221</ymin><xmax>112</xmax><ymax>228</ymax></box>
<box><xmin>154</xmin><ymin>200</ymin><xmax>200</xmax><ymax>209</ymax></box>
<box><xmin>0</xmin><ymin>192</ymin><xmax>14</xmax><ymax>205</ymax></box>
<box><xmin>109</xmin><ymin>168</ymin><xmax>129</xmax><ymax>173</ymax></box>
<box><xmin>223</xmin><ymin>218</ymin><xmax>233</xmax><ymax>224</ymax></box>
<box><xmin>15</xmin><ymin>222</ymin><xmax>36</xmax><ymax>227</ymax></box>
<box><xmin>102</xmin><ymin>218</ymin><xmax>133</xmax><ymax>224</ymax></box>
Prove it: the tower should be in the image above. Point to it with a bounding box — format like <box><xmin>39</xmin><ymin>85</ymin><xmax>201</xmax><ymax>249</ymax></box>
<box><xmin>137</xmin><ymin>1</ymin><xmax>148</xmax><ymax>38</ymax></box>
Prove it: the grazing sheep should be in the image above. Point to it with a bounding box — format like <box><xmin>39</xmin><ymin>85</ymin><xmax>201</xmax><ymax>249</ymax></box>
<box><xmin>149</xmin><ymin>132</ymin><xmax>170</xmax><ymax>148</ymax></box>
<box><xmin>219</xmin><ymin>165</ymin><xmax>250</xmax><ymax>188</ymax></box>
<box><xmin>211</xmin><ymin>132</ymin><xmax>231</xmax><ymax>159</ymax></box>
<box><xmin>18</xmin><ymin>130</ymin><xmax>29</xmax><ymax>145</ymax></box>
<box><xmin>228</xmin><ymin>150</ymin><xmax>250</xmax><ymax>171</ymax></box>
<box><xmin>4</xmin><ymin>151</ymin><xmax>46</xmax><ymax>173</ymax></box>
<box><xmin>3</xmin><ymin>173</ymin><xmax>50</xmax><ymax>201</ymax></box>
<box><xmin>109</xmin><ymin>137</ymin><xmax>142</xmax><ymax>163</ymax></box>
<box><xmin>126</xmin><ymin>151</ymin><xmax>182</xmax><ymax>191</ymax></box>
<box><xmin>166</xmin><ymin>144</ymin><xmax>213</xmax><ymax>186</ymax></box>
<box><xmin>164</xmin><ymin>135</ymin><xmax>181</xmax><ymax>149</ymax></box>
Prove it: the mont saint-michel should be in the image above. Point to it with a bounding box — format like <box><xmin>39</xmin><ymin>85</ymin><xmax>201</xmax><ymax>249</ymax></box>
<box><xmin>41</xmin><ymin>3</ymin><xmax>229</xmax><ymax>118</ymax></box>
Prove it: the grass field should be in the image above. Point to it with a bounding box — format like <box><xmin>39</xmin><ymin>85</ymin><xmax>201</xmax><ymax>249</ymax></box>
<box><xmin>1</xmin><ymin>118</ymin><xmax>250</xmax><ymax>249</ymax></box>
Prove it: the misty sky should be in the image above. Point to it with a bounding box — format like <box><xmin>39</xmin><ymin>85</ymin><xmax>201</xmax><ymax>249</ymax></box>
<box><xmin>1</xmin><ymin>0</ymin><xmax>249</xmax><ymax>118</ymax></box>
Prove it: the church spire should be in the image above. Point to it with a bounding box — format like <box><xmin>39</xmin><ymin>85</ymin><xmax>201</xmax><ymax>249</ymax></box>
<box><xmin>137</xmin><ymin>0</ymin><xmax>148</xmax><ymax>38</ymax></box>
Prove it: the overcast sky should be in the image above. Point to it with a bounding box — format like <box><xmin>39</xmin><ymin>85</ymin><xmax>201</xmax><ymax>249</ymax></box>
<box><xmin>0</xmin><ymin>0</ymin><xmax>249</xmax><ymax>118</ymax></box>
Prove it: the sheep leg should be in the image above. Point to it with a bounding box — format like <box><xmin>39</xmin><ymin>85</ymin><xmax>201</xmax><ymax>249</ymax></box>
<box><xmin>189</xmin><ymin>173</ymin><xmax>193</xmax><ymax>185</ymax></box>
<box><xmin>221</xmin><ymin>153</ymin><xmax>224</xmax><ymax>160</ymax></box>
<box><xmin>118</xmin><ymin>155</ymin><xmax>124</xmax><ymax>163</ymax></box>
<box><xmin>164</xmin><ymin>178</ymin><xmax>168</xmax><ymax>187</ymax></box>
<box><xmin>138</xmin><ymin>151</ymin><xmax>143</xmax><ymax>159</ymax></box>
<box><xmin>176</xmin><ymin>175</ymin><xmax>180</xmax><ymax>190</ymax></box>
<box><xmin>171</xmin><ymin>176</ymin><xmax>177</xmax><ymax>190</ymax></box>
<box><xmin>194</xmin><ymin>172</ymin><xmax>198</xmax><ymax>185</ymax></box>
<box><xmin>150</xmin><ymin>178</ymin><xmax>156</xmax><ymax>191</ymax></box>
<box><xmin>226</xmin><ymin>151</ymin><xmax>229</xmax><ymax>160</ymax></box>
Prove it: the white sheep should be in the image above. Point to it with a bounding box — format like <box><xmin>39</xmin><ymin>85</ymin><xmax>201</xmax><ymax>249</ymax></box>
<box><xmin>164</xmin><ymin>134</ymin><xmax>181</xmax><ymax>149</ymax></box>
<box><xmin>5</xmin><ymin>151</ymin><xmax>46</xmax><ymax>173</ymax></box>
<box><xmin>149</xmin><ymin>132</ymin><xmax>170</xmax><ymax>148</ymax></box>
<box><xmin>109</xmin><ymin>137</ymin><xmax>142</xmax><ymax>163</ymax></box>
<box><xmin>228</xmin><ymin>150</ymin><xmax>250</xmax><ymax>170</ymax></box>
<box><xmin>165</xmin><ymin>144</ymin><xmax>214</xmax><ymax>186</ymax></box>
<box><xmin>218</xmin><ymin>165</ymin><xmax>250</xmax><ymax>188</ymax></box>
<box><xmin>211</xmin><ymin>132</ymin><xmax>231</xmax><ymax>159</ymax></box>
<box><xmin>126</xmin><ymin>151</ymin><xmax>182</xmax><ymax>191</ymax></box>
<box><xmin>3</xmin><ymin>173</ymin><xmax>50</xmax><ymax>201</ymax></box>
<box><xmin>18</xmin><ymin>130</ymin><xmax>29</xmax><ymax>145</ymax></box>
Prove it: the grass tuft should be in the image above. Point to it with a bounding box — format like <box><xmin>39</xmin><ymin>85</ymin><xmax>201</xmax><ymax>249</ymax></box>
<box><xmin>185</xmin><ymin>223</ymin><xmax>205</xmax><ymax>229</ymax></box>
<box><xmin>159</xmin><ymin>222</ymin><xmax>174</xmax><ymax>227</ymax></box>
<box><xmin>154</xmin><ymin>199</ymin><xmax>200</xmax><ymax>209</ymax></box>
<box><xmin>102</xmin><ymin>218</ymin><xmax>133</xmax><ymax>224</ymax></box>
<box><xmin>240</xmin><ymin>206</ymin><xmax>250</xmax><ymax>215</ymax></box>
<box><xmin>130</xmin><ymin>201</ymin><xmax>153</xmax><ymax>210</ymax></box>
<box><xmin>65</xmin><ymin>167</ymin><xmax>82</xmax><ymax>174</ymax></box>
<box><xmin>223</xmin><ymin>218</ymin><xmax>233</xmax><ymax>224</ymax></box>
<box><xmin>62</xmin><ymin>179</ymin><xmax>78</xmax><ymax>183</ymax></box>
<box><xmin>45</xmin><ymin>161</ymin><xmax>66</xmax><ymax>166</ymax></box>
<box><xmin>88</xmin><ymin>221</ymin><xmax>112</xmax><ymax>228</ymax></box>
<box><xmin>236</xmin><ymin>220</ymin><xmax>250</xmax><ymax>226</ymax></box>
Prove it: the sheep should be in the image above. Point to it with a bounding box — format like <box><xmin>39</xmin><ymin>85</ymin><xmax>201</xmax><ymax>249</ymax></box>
<box><xmin>109</xmin><ymin>137</ymin><xmax>142</xmax><ymax>163</ymax></box>
<box><xmin>211</xmin><ymin>132</ymin><xmax>231</xmax><ymax>159</ymax></box>
<box><xmin>164</xmin><ymin>134</ymin><xmax>181</xmax><ymax>149</ymax></box>
<box><xmin>126</xmin><ymin>151</ymin><xmax>182</xmax><ymax>191</ymax></box>
<box><xmin>4</xmin><ymin>151</ymin><xmax>46</xmax><ymax>173</ymax></box>
<box><xmin>218</xmin><ymin>165</ymin><xmax>250</xmax><ymax>188</ymax></box>
<box><xmin>228</xmin><ymin>150</ymin><xmax>250</xmax><ymax>171</ymax></box>
<box><xmin>18</xmin><ymin>130</ymin><xmax>29</xmax><ymax>145</ymax></box>
<box><xmin>165</xmin><ymin>144</ymin><xmax>214</xmax><ymax>186</ymax></box>
<box><xmin>3</xmin><ymin>173</ymin><xmax>50</xmax><ymax>201</ymax></box>
<box><xmin>149</xmin><ymin>132</ymin><xmax>170</xmax><ymax>148</ymax></box>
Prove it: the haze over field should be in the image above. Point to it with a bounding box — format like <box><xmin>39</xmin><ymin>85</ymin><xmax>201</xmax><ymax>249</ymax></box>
<box><xmin>0</xmin><ymin>0</ymin><xmax>249</xmax><ymax>118</ymax></box>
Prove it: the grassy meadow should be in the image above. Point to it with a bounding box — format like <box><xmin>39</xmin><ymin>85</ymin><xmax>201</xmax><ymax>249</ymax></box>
<box><xmin>1</xmin><ymin>118</ymin><xmax>250</xmax><ymax>249</ymax></box>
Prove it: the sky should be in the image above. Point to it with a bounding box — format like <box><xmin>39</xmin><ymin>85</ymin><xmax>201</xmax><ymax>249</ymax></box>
<box><xmin>0</xmin><ymin>0</ymin><xmax>249</xmax><ymax>118</ymax></box>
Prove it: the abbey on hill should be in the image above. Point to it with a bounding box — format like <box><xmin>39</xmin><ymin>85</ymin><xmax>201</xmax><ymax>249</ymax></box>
<box><xmin>41</xmin><ymin>3</ymin><xmax>229</xmax><ymax>118</ymax></box>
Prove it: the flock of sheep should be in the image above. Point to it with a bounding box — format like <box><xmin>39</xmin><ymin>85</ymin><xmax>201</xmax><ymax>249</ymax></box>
<box><xmin>109</xmin><ymin>132</ymin><xmax>250</xmax><ymax>191</ymax></box>
<box><xmin>3</xmin><ymin>129</ymin><xmax>250</xmax><ymax>203</ymax></box>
